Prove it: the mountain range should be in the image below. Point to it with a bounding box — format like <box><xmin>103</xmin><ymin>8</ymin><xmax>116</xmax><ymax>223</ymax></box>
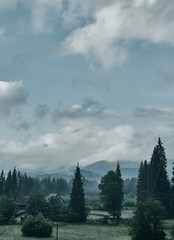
<box><xmin>25</xmin><ymin>159</ymin><xmax>173</xmax><ymax>182</ymax></box>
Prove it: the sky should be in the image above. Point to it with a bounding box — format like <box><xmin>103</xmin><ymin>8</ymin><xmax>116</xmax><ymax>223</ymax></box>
<box><xmin>0</xmin><ymin>0</ymin><xmax>174</xmax><ymax>172</ymax></box>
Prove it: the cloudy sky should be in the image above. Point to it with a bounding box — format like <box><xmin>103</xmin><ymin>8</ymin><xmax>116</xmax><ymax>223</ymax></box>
<box><xmin>0</xmin><ymin>0</ymin><xmax>174</xmax><ymax>171</ymax></box>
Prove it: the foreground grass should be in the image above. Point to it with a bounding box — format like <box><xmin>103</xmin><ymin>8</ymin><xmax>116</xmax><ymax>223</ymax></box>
<box><xmin>0</xmin><ymin>223</ymin><xmax>131</xmax><ymax>240</ymax></box>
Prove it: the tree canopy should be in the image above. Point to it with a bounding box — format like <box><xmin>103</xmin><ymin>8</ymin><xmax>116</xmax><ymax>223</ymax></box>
<box><xmin>69</xmin><ymin>164</ymin><xmax>87</xmax><ymax>222</ymax></box>
<box><xmin>129</xmin><ymin>198</ymin><xmax>166</xmax><ymax>240</ymax></box>
<box><xmin>99</xmin><ymin>163</ymin><xmax>123</xmax><ymax>220</ymax></box>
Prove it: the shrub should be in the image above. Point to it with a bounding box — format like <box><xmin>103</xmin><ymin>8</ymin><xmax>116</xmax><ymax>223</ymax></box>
<box><xmin>63</xmin><ymin>209</ymin><xmax>82</xmax><ymax>223</ymax></box>
<box><xmin>21</xmin><ymin>213</ymin><xmax>52</xmax><ymax>237</ymax></box>
<box><xmin>123</xmin><ymin>200</ymin><xmax>136</xmax><ymax>208</ymax></box>
<box><xmin>21</xmin><ymin>215</ymin><xmax>36</xmax><ymax>236</ymax></box>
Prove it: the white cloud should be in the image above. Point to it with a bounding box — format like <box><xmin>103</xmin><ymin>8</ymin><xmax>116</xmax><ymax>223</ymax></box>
<box><xmin>0</xmin><ymin>80</ymin><xmax>28</xmax><ymax>116</ymax></box>
<box><xmin>0</xmin><ymin>123</ymin><xmax>143</xmax><ymax>171</ymax></box>
<box><xmin>59</xmin><ymin>0</ymin><xmax>174</xmax><ymax>67</ymax></box>
<box><xmin>52</xmin><ymin>98</ymin><xmax>118</xmax><ymax>122</ymax></box>
<box><xmin>1</xmin><ymin>0</ymin><xmax>174</xmax><ymax>67</ymax></box>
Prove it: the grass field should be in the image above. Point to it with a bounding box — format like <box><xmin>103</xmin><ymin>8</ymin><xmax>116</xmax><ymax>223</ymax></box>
<box><xmin>0</xmin><ymin>209</ymin><xmax>173</xmax><ymax>240</ymax></box>
<box><xmin>0</xmin><ymin>223</ymin><xmax>131</xmax><ymax>240</ymax></box>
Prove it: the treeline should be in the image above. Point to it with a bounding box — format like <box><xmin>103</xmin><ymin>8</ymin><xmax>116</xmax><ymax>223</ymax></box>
<box><xmin>0</xmin><ymin>168</ymin><xmax>99</xmax><ymax>197</ymax></box>
<box><xmin>137</xmin><ymin>137</ymin><xmax>174</xmax><ymax>218</ymax></box>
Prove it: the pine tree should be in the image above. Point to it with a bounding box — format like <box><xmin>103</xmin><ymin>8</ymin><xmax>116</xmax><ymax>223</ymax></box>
<box><xmin>69</xmin><ymin>163</ymin><xmax>87</xmax><ymax>222</ymax></box>
<box><xmin>137</xmin><ymin>160</ymin><xmax>148</xmax><ymax>202</ymax></box>
<box><xmin>4</xmin><ymin>170</ymin><xmax>12</xmax><ymax>197</ymax></box>
<box><xmin>148</xmin><ymin>138</ymin><xmax>170</xmax><ymax>216</ymax></box>
<box><xmin>115</xmin><ymin>162</ymin><xmax>124</xmax><ymax>220</ymax></box>
<box><xmin>11</xmin><ymin>167</ymin><xmax>17</xmax><ymax>198</ymax></box>
<box><xmin>171</xmin><ymin>161</ymin><xmax>174</xmax><ymax>218</ymax></box>
<box><xmin>0</xmin><ymin>170</ymin><xmax>5</xmax><ymax>195</ymax></box>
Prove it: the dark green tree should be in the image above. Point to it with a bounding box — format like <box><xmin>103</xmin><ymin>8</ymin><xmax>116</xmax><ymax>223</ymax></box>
<box><xmin>26</xmin><ymin>192</ymin><xmax>48</xmax><ymax>217</ymax></box>
<box><xmin>47</xmin><ymin>196</ymin><xmax>63</xmax><ymax>223</ymax></box>
<box><xmin>21</xmin><ymin>213</ymin><xmax>52</xmax><ymax>237</ymax></box>
<box><xmin>99</xmin><ymin>163</ymin><xmax>123</xmax><ymax>220</ymax></box>
<box><xmin>0</xmin><ymin>170</ymin><xmax>5</xmax><ymax>195</ymax></box>
<box><xmin>148</xmin><ymin>138</ymin><xmax>170</xmax><ymax>216</ymax></box>
<box><xmin>171</xmin><ymin>161</ymin><xmax>174</xmax><ymax>218</ymax></box>
<box><xmin>129</xmin><ymin>198</ymin><xmax>166</xmax><ymax>240</ymax></box>
<box><xmin>124</xmin><ymin>177</ymin><xmax>137</xmax><ymax>195</ymax></box>
<box><xmin>137</xmin><ymin>160</ymin><xmax>148</xmax><ymax>201</ymax></box>
<box><xmin>69</xmin><ymin>164</ymin><xmax>87</xmax><ymax>222</ymax></box>
<box><xmin>11</xmin><ymin>167</ymin><xmax>17</xmax><ymax>198</ymax></box>
<box><xmin>4</xmin><ymin>170</ymin><xmax>12</xmax><ymax>197</ymax></box>
<box><xmin>0</xmin><ymin>195</ymin><xmax>16</xmax><ymax>222</ymax></box>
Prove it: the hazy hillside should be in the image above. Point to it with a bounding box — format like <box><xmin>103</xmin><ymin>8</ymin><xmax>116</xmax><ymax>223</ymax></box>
<box><xmin>24</xmin><ymin>159</ymin><xmax>173</xmax><ymax>181</ymax></box>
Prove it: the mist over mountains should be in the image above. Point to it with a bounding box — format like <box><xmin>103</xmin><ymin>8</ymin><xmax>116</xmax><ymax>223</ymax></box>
<box><xmin>24</xmin><ymin>159</ymin><xmax>173</xmax><ymax>182</ymax></box>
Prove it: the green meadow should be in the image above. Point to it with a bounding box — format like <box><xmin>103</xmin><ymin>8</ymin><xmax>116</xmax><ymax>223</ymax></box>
<box><xmin>0</xmin><ymin>209</ymin><xmax>173</xmax><ymax>240</ymax></box>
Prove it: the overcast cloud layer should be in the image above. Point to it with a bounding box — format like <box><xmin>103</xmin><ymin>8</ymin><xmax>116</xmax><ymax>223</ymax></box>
<box><xmin>0</xmin><ymin>0</ymin><xmax>174</xmax><ymax>172</ymax></box>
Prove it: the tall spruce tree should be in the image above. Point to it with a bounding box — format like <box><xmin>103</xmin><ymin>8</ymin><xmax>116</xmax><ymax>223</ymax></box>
<box><xmin>69</xmin><ymin>163</ymin><xmax>87</xmax><ymax>222</ymax></box>
<box><xmin>11</xmin><ymin>167</ymin><xmax>17</xmax><ymax>198</ymax></box>
<box><xmin>137</xmin><ymin>160</ymin><xmax>148</xmax><ymax>202</ymax></box>
<box><xmin>0</xmin><ymin>170</ymin><xmax>5</xmax><ymax>195</ymax></box>
<box><xmin>4</xmin><ymin>170</ymin><xmax>12</xmax><ymax>197</ymax></box>
<box><xmin>171</xmin><ymin>161</ymin><xmax>174</xmax><ymax>218</ymax></box>
<box><xmin>99</xmin><ymin>162</ymin><xmax>123</xmax><ymax>220</ymax></box>
<box><xmin>148</xmin><ymin>138</ymin><xmax>170</xmax><ymax>216</ymax></box>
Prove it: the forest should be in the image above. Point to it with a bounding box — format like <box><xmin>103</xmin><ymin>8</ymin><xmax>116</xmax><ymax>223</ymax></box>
<box><xmin>0</xmin><ymin>138</ymin><xmax>174</xmax><ymax>240</ymax></box>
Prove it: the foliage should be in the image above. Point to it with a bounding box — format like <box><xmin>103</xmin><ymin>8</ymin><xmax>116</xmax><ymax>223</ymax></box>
<box><xmin>171</xmin><ymin>161</ymin><xmax>174</xmax><ymax>218</ymax></box>
<box><xmin>21</xmin><ymin>213</ymin><xmax>52</xmax><ymax>237</ymax></box>
<box><xmin>148</xmin><ymin>138</ymin><xmax>170</xmax><ymax>216</ymax></box>
<box><xmin>0</xmin><ymin>168</ymin><xmax>70</xmax><ymax>197</ymax></box>
<box><xmin>26</xmin><ymin>192</ymin><xmax>48</xmax><ymax>217</ymax></box>
<box><xmin>0</xmin><ymin>170</ymin><xmax>5</xmax><ymax>196</ymax></box>
<box><xmin>69</xmin><ymin>164</ymin><xmax>87</xmax><ymax>222</ymax></box>
<box><xmin>129</xmin><ymin>198</ymin><xmax>166</xmax><ymax>240</ymax></box>
<box><xmin>124</xmin><ymin>177</ymin><xmax>137</xmax><ymax>196</ymax></box>
<box><xmin>137</xmin><ymin>160</ymin><xmax>148</xmax><ymax>201</ymax></box>
<box><xmin>136</xmin><ymin>138</ymin><xmax>171</xmax><ymax>217</ymax></box>
<box><xmin>0</xmin><ymin>195</ymin><xmax>16</xmax><ymax>222</ymax></box>
<box><xmin>99</xmin><ymin>163</ymin><xmax>123</xmax><ymax>220</ymax></box>
<box><xmin>123</xmin><ymin>200</ymin><xmax>136</xmax><ymax>208</ymax></box>
<box><xmin>47</xmin><ymin>196</ymin><xmax>63</xmax><ymax>222</ymax></box>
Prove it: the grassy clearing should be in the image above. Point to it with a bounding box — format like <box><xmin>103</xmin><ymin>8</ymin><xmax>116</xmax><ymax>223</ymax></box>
<box><xmin>0</xmin><ymin>209</ymin><xmax>173</xmax><ymax>240</ymax></box>
<box><xmin>0</xmin><ymin>224</ymin><xmax>131</xmax><ymax>240</ymax></box>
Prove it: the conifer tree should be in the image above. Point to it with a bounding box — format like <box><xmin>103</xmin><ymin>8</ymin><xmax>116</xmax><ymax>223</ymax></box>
<box><xmin>11</xmin><ymin>167</ymin><xmax>17</xmax><ymax>198</ymax></box>
<box><xmin>69</xmin><ymin>163</ymin><xmax>87</xmax><ymax>222</ymax></box>
<box><xmin>148</xmin><ymin>138</ymin><xmax>170</xmax><ymax>216</ymax></box>
<box><xmin>171</xmin><ymin>161</ymin><xmax>174</xmax><ymax>218</ymax></box>
<box><xmin>0</xmin><ymin>170</ymin><xmax>5</xmax><ymax>195</ymax></box>
<box><xmin>137</xmin><ymin>160</ymin><xmax>148</xmax><ymax>202</ymax></box>
<box><xmin>4</xmin><ymin>170</ymin><xmax>12</xmax><ymax>197</ymax></box>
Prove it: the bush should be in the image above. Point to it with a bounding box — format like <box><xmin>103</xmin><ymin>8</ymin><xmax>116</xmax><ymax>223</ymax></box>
<box><xmin>63</xmin><ymin>209</ymin><xmax>82</xmax><ymax>223</ymax></box>
<box><xmin>123</xmin><ymin>200</ymin><xmax>136</xmax><ymax>208</ymax></box>
<box><xmin>22</xmin><ymin>213</ymin><xmax>52</xmax><ymax>237</ymax></box>
<box><xmin>21</xmin><ymin>215</ymin><xmax>36</xmax><ymax>236</ymax></box>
